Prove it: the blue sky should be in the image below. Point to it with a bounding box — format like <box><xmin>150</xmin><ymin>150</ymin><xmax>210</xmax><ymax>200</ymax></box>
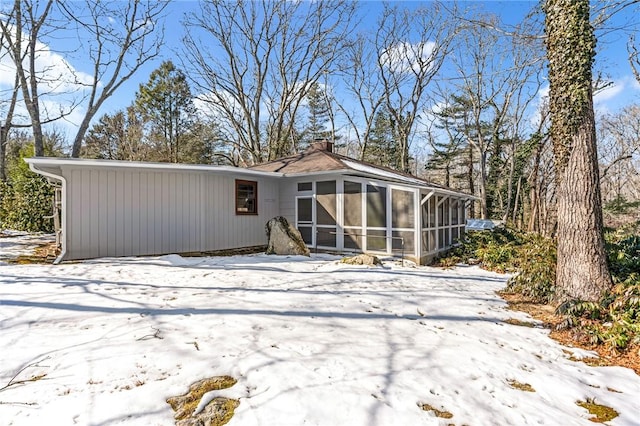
<box><xmin>108</xmin><ymin>1</ymin><xmax>640</xmax><ymax>115</ymax></box>
<box><xmin>2</xmin><ymin>1</ymin><xmax>639</xmax><ymax>144</ymax></box>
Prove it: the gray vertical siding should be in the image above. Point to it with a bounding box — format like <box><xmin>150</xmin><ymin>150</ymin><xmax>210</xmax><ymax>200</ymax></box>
<box><xmin>62</xmin><ymin>166</ymin><xmax>279</xmax><ymax>260</ymax></box>
<box><xmin>278</xmin><ymin>178</ymin><xmax>299</xmax><ymax>224</ymax></box>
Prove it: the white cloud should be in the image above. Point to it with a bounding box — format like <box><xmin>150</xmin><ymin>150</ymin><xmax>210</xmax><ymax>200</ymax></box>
<box><xmin>0</xmin><ymin>23</ymin><xmax>94</xmax><ymax>95</ymax></box>
<box><xmin>379</xmin><ymin>41</ymin><xmax>436</xmax><ymax>74</ymax></box>
<box><xmin>594</xmin><ymin>80</ymin><xmax>624</xmax><ymax>105</ymax></box>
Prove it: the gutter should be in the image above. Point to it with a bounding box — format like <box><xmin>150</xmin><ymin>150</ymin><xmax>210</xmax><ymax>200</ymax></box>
<box><xmin>25</xmin><ymin>157</ymin><xmax>284</xmax><ymax>178</ymax></box>
<box><xmin>27</xmin><ymin>162</ymin><xmax>67</xmax><ymax>264</ymax></box>
<box><xmin>422</xmin><ymin>186</ymin><xmax>479</xmax><ymax>200</ymax></box>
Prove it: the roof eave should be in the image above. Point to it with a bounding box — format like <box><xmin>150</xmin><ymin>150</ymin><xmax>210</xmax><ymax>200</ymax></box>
<box><xmin>25</xmin><ymin>157</ymin><xmax>284</xmax><ymax>178</ymax></box>
<box><xmin>283</xmin><ymin>168</ymin><xmax>476</xmax><ymax>199</ymax></box>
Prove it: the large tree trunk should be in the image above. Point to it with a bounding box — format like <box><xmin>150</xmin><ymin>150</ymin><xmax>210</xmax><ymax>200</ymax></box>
<box><xmin>545</xmin><ymin>0</ymin><xmax>612</xmax><ymax>301</ymax></box>
<box><xmin>555</xmin><ymin>100</ymin><xmax>611</xmax><ymax>300</ymax></box>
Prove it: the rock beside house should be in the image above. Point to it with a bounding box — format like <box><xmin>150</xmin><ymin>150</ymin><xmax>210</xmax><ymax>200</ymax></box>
<box><xmin>265</xmin><ymin>216</ymin><xmax>311</xmax><ymax>257</ymax></box>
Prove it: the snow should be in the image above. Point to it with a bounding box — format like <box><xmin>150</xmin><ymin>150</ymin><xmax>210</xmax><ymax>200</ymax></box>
<box><xmin>0</xmin><ymin>231</ymin><xmax>55</xmax><ymax>264</ymax></box>
<box><xmin>1</xmin><ymin>234</ymin><xmax>640</xmax><ymax>425</ymax></box>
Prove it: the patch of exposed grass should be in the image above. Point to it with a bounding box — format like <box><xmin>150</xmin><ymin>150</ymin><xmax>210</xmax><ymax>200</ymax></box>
<box><xmin>504</xmin><ymin>318</ymin><xmax>537</xmax><ymax>328</ymax></box>
<box><xmin>562</xmin><ymin>350</ymin><xmax>609</xmax><ymax>367</ymax></box>
<box><xmin>576</xmin><ymin>398</ymin><xmax>618</xmax><ymax>423</ymax></box>
<box><xmin>418</xmin><ymin>402</ymin><xmax>453</xmax><ymax>419</ymax></box>
<box><xmin>167</xmin><ymin>376</ymin><xmax>238</xmax><ymax>425</ymax></box>
<box><xmin>507</xmin><ymin>379</ymin><xmax>535</xmax><ymax>392</ymax></box>
<box><xmin>6</xmin><ymin>255</ymin><xmax>52</xmax><ymax>264</ymax></box>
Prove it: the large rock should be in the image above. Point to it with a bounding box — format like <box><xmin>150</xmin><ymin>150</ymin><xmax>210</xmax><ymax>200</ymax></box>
<box><xmin>265</xmin><ymin>216</ymin><xmax>310</xmax><ymax>256</ymax></box>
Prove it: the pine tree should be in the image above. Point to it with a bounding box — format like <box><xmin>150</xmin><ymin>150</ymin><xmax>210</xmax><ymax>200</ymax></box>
<box><xmin>82</xmin><ymin>107</ymin><xmax>146</xmax><ymax>161</ymax></box>
<box><xmin>363</xmin><ymin>109</ymin><xmax>400</xmax><ymax>169</ymax></box>
<box><xmin>135</xmin><ymin>61</ymin><xmax>197</xmax><ymax>163</ymax></box>
<box><xmin>299</xmin><ymin>82</ymin><xmax>335</xmax><ymax>152</ymax></box>
<box><xmin>426</xmin><ymin>98</ymin><xmax>473</xmax><ymax>189</ymax></box>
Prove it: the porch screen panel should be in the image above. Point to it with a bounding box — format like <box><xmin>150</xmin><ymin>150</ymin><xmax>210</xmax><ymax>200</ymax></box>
<box><xmin>451</xmin><ymin>199</ymin><xmax>459</xmax><ymax>224</ymax></box>
<box><xmin>429</xmin><ymin>230</ymin><xmax>437</xmax><ymax>251</ymax></box>
<box><xmin>392</xmin><ymin>189</ymin><xmax>414</xmax><ymax>228</ymax></box>
<box><xmin>316</xmin><ymin>180</ymin><xmax>337</xmax><ymax>225</ymax></box>
<box><xmin>344</xmin><ymin>181</ymin><xmax>362</xmax><ymax>227</ymax></box>
<box><xmin>344</xmin><ymin>181</ymin><xmax>363</xmax><ymax>250</ymax></box>
<box><xmin>344</xmin><ymin>229</ymin><xmax>363</xmax><ymax>249</ymax></box>
<box><xmin>392</xmin><ymin>230</ymin><xmax>413</xmax><ymax>252</ymax></box>
<box><xmin>366</xmin><ymin>185</ymin><xmax>386</xmax><ymax>227</ymax></box>
<box><xmin>317</xmin><ymin>228</ymin><xmax>337</xmax><ymax>247</ymax></box>
<box><xmin>428</xmin><ymin>197</ymin><xmax>436</xmax><ymax>227</ymax></box>
<box><xmin>297</xmin><ymin>197</ymin><xmax>313</xmax><ymax>245</ymax></box>
<box><xmin>421</xmin><ymin>196</ymin><xmax>431</xmax><ymax>228</ymax></box>
<box><xmin>298</xmin><ymin>226</ymin><xmax>313</xmax><ymax>245</ymax></box>
<box><xmin>442</xmin><ymin>198</ymin><xmax>450</xmax><ymax>226</ymax></box>
<box><xmin>297</xmin><ymin>198</ymin><xmax>312</xmax><ymax>222</ymax></box>
<box><xmin>452</xmin><ymin>227</ymin><xmax>460</xmax><ymax>243</ymax></box>
<box><xmin>421</xmin><ymin>231</ymin><xmax>429</xmax><ymax>252</ymax></box>
<box><xmin>367</xmin><ymin>229</ymin><xmax>386</xmax><ymax>251</ymax></box>
<box><xmin>366</xmin><ymin>185</ymin><xmax>387</xmax><ymax>251</ymax></box>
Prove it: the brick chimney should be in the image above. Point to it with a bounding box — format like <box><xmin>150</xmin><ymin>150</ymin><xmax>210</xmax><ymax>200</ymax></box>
<box><xmin>307</xmin><ymin>139</ymin><xmax>333</xmax><ymax>153</ymax></box>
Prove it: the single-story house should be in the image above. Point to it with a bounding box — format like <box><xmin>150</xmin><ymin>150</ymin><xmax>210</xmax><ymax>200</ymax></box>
<box><xmin>26</xmin><ymin>141</ymin><xmax>475</xmax><ymax>265</ymax></box>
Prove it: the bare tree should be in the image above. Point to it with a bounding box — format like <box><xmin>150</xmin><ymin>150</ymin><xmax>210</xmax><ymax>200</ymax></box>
<box><xmin>0</xmin><ymin>0</ymin><xmax>54</xmax><ymax>157</ymax></box>
<box><xmin>0</xmin><ymin>1</ymin><xmax>165</xmax><ymax>159</ymax></box>
<box><xmin>335</xmin><ymin>34</ymin><xmax>386</xmax><ymax>160</ymax></box>
<box><xmin>598</xmin><ymin>105</ymin><xmax>640</xmax><ymax>205</ymax></box>
<box><xmin>0</xmin><ymin>29</ymin><xmax>23</xmax><ymax>181</ymax></box>
<box><xmin>0</xmin><ymin>77</ymin><xmax>21</xmax><ymax>182</ymax></box>
<box><xmin>499</xmin><ymin>25</ymin><xmax>546</xmax><ymax>224</ymax></box>
<box><xmin>59</xmin><ymin>0</ymin><xmax>168</xmax><ymax>158</ymax></box>
<box><xmin>182</xmin><ymin>0</ymin><xmax>356</xmax><ymax>166</ymax></box>
<box><xmin>375</xmin><ymin>3</ymin><xmax>456</xmax><ymax>173</ymax></box>
<box><xmin>544</xmin><ymin>0</ymin><xmax>612</xmax><ymax>301</ymax></box>
<box><xmin>629</xmin><ymin>34</ymin><xmax>640</xmax><ymax>84</ymax></box>
<box><xmin>434</xmin><ymin>13</ymin><xmax>543</xmax><ymax>219</ymax></box>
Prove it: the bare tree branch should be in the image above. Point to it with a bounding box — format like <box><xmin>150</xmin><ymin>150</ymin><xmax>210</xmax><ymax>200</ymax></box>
<box><xmin>57</xmin><ymin>0</ymin><xmax>169</xmax><ymax>158</ymax></box>
<box><xmin>183</xmin><ymin>0</ymin><xmax>356</xmax><ymax>165</ymax></box>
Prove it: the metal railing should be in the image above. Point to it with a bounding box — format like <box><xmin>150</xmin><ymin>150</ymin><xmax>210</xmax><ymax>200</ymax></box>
<box><xmin>314</xmin><ymin>230</ymin><xmax>406</xmax><ymax>266</ymax></box>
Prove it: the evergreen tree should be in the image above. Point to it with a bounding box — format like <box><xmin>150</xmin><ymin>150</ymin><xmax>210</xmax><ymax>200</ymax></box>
<box><xmin>135</xmin><ymin>61</ymin><xmax>197</xmax><ymax>163</ymax></box>
<box><xmin>0</xmin><ymin>132</ymin><xmax>64</xmax><ymax>232</ymax></box>
<box><xmin>363</xmin><ymin>109</ymin><xmax>398</xmax><ymax>169</ymax></box>
<box><xmin>306</xmin><ymin>83</ymin><xmax>332</xmax><ymax>140</ymax></box>
<box><xmin>426</xmin><ymin>97</ymin><xmax>474</xmax><ymax>190</ymax></box>
<box><xmin>82</xmin><ymin>106</ymin><xmax>146</xmax><ymax>161</ymax></box>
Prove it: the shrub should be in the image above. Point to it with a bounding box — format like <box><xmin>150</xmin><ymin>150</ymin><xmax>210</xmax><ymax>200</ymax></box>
<box><xmin>557</xmin><ymin>228</ymin><xmax>640</xmax><ymax>352</ymax></box>
<box><xmin>442</xmin><ymin>227</ymin><xmax>557</xmax><ymax>302</ymax></box>
<box><xmin>506</xmin><ymin>234</ymin><xmax>557</xmax><ymax>303</ymax></box>
<box><xmin>446</xmin><ymin>224</ymin><xmax>640</xmax><ymax>352</ymax></box>
<box><xmin>0</xmin><ymin>144</ymin><xmax>55</xmax><ymax>233</ymax></box>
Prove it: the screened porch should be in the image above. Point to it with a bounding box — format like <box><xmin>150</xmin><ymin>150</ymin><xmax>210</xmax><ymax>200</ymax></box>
<box><xmin>291</xmin><ymin>177</ymin><xmax>470</xmax><ymax>264</ymax></box>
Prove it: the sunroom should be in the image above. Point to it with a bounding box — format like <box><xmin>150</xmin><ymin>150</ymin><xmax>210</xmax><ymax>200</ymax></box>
<box><xmin>287</xmin><ymin>176</ymin><xmax>470</xmax><ymax>264</ymax></box>
<box><xmin>249</xmin><ymin>141</ymin><xmax>474</xmax><ymax>264</ymax></box>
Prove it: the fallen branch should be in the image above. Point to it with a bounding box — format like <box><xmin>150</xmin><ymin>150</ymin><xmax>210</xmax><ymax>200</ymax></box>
<box><xmin>0</xmin><ymin>401</ymin><xmax>38</xmax><ymax>406</ymax></box>
<box><xmin>136</xmin><ymin>327</ymin><xmax>162</xmax><ymax>341</ymax></box>
<box><xmin>0</xmin><ymin>357</ymin><xmax>50</xmax><ymax>393</ymax></box>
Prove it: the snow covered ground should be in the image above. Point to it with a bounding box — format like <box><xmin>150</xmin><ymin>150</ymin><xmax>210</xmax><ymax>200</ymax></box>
<box><xmin>1</xmin><ymin>233</ymin><xmax>640</xmax><ymax>426</ymax></box>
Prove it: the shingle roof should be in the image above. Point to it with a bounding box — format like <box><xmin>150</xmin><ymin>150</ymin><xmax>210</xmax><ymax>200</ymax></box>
<box><xmin>249</xmin><ymin>148</ymin><xmax>346</xmax><ymax>174</ymax></box>
<box><xmin>249</xmin><ymin>144</ymin><xmax>473</xmax><ymax>197</ymax></box>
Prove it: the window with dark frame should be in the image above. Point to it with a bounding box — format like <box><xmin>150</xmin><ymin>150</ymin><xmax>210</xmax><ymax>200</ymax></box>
<box><xmin>235</xmin><ymin>180</ymin><xmax>258</xmax><ymax>215</ymax></box>
<box><xmin>297</xmin><ymin>182</ymin><xmax>312</xmax><ymax>191</ymax></box>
